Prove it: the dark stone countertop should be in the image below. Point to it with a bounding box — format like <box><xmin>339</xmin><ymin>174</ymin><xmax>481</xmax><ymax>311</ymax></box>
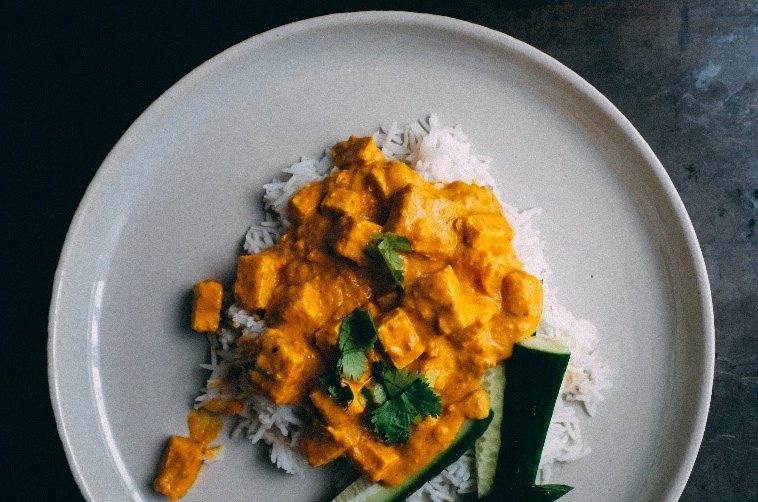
<box><xmin>3</xmin><ymin>1</ymin><xmax>755</xmax><ymax>500</ymax></box>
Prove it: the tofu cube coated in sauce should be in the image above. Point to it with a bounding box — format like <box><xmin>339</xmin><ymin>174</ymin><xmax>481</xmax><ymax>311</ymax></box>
<box><xmin>457</xmin><ymin>213</ymin><xmax>515</xmax><ymax>251</ymax></box>
<box><xmin>250</xmin><ymin>329</ymin><xmax>319</xmax><ymax>404</ymax></box>
<box><xmin>288</xmin><ymin>181</ymin><xmax>323</xmax><ymax>225</ymax></box>
<box><xmin>502</xmin><ymin>270</ymin><xmax>543</xmax><ymax>317</ymax></box>
<box><xmin>346</xmin><ymin>439</ymin><xmax>400</xmax><ymax>482</ymax></box>
<box><xmin>333</xmin><ymin>219</ymin><xmax>383</xmax><ymax>266</ymax></box>
<box><xmin>405</xmin><ymin>265</ymin><xmax>477</xmax><ymax>335</ymax></box>
<box><xmin>191</xmin><ymin>279</ymin><xmax>223</xmax><ymax>333</ymax></box>
<box><xmin>299</xmin><ymin>425</ymin><xmax>348</xmax><ymax>467</ymax></box>
<box><xmin>331</xmin><ymin>135</ymin><xmax>385</xmax><ymax>169</ymax></box>
<box><xmin>376</xmin><ymin>308</ymin><xmax>424</xmax><ymax>369</ymax></box>
<box><xmin>153</xmin><ymin>436</ymin><xmax>204</xmax><ymax>501</ymax></box>
<box><xmin>234</xmin><ymin>252</ymin><xmax>281</xmax><ymax>311</ymax></box>
<box><xmin>384</xmin><ymin>184</ymin><xmax>458</xmax><ymax>259</ymax></box>
<box><xmin>320</xmin><ymin>188</ymin><xmax>364</xmax><ymax>217</ymax></box>
<box><xmin>265</xmin><ymin>282</ymin><xmax>326</xmax><ymax>333</ymax></box>
<box><xmin>366</xmin><ymin>160</ymin><xmax>423</xmax><ymax>202</ymax></box>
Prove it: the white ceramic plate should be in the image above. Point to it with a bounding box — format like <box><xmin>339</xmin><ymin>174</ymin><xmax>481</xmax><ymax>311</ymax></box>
<box><xmin>49</xmin><ymin>12</ymin><xmax>714</xmax><ymax>502</ymax></box>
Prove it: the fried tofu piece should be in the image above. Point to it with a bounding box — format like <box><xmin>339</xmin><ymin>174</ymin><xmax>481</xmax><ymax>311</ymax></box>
<box><xmin>153</xmin><ymin>436</ymin><xmax>203</xmax><ymax>501</ymax></box>
<box><xmin>457</xmin><ymin>213</ymin><xmax>515</xmax><ymax>250</ymax></box>
<box><xmin>438</xmin><ymin>181</ymin><xmax>502</xmax><ymax>214</ymax></box>
<box><xmin>250</xmin><ymin>329</ymin><xmax>319</xmax><ymax>404</ymax></box>
<box><xmin>265</xmin><ymin>282</ymin><xmax>325</xmax><ymax>333</ymax></box>
<box><xmin>234</xmin><ymin>252</ymin><xmax>281</xmax><ymax>311</ymax></box>
<box><xmin>153</xmin><ymin>410</ymin><xmax>223</xmax><ymax>501</ymax></box>
<box><xmin>384</xmin><ymin>184</ymin><xmax>458</xmax><ymax>259</ymax></box>
<box><xmin>299</xmin><ymin>424</ymin><xmax>348</xmax><ymax>467</ymax></box>
<box><xmin>289</xmin><ymin>181</ymin><xmax>324</xmax><ymax>225</ymax></box>
<box><xmin>367</xmin><ymin>160</ymin><xmax>423</xmax><ymax>202</ymax></box>
<box><xmin>331</xmin><ymin>136</ymin><xmax>385</xmax><ymax>169</ymax></box>
<box><xmin>376</xmin><ymin>308</ymin><xmax>424</xmax><ymax>369</ymax></box>
<box><xmin>320</xmin><ymin>187</ymin><xmax>364</xmax><ymax>218</ymax></box>
<box><xmin>501</xmin><ymin>270</ymin><xmax>543</xmax><ymax>317</ymax></box>
<box><xmin>191</xmin><ymin>279</ymin><xmax>223</xmax><ymax>333</ymax></box>
<box><xmin>333</xmin><ymin>219</ymin><xmax>382</xmax><ymax>266</ymax></box>
<box><xmin>405</xmin><ymin>266</ymin><xmax>477</xmax><ymax>334</ymax></box>
<box><xmin>346</xmin><ymin>439</ymin><xmax>400</xmax><ymax>482</ymax></box>
<box><xmin>454</xmin><ymin>213</ymin><xmax>522</xmax><ymax>295</ymax></box>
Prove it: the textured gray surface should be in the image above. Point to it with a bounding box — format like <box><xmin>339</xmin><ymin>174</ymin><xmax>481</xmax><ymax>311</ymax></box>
<box><xmin>461</xmin><ymin>1</ymin><xmax>757</xmax><ymax>500</ymax></box>
<box><xmin>5</xmin><ymin>1</ymin><xmax>754</xmax><ymax>500</ymax></box>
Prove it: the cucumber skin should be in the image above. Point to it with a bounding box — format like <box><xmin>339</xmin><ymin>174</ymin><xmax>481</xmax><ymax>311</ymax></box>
<box><xmin>332</xmin><ymin>411</ymin><xmax>494</xmax><ymax>502</ymax></box>
<box><xmin>491</xmin><ymin>338</ymin><xmax>570</xmax><ymax>497</ymax></box>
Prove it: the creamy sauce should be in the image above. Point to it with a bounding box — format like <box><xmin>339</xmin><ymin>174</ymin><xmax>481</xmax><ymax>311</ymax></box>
<box><xmin>231</xmin><ymin>136</ymin><xmax>543</xmax><ymax>485</ymax></box>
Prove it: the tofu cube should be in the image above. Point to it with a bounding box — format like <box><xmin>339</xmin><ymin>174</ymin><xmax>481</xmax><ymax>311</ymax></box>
<box><xmin>326</xmin><ymin>423</ymin><xmax>361</xmax><ymax>448</ymax></box>
<box><xmin>288</xmin><ymin>182</ymin><xmax>323</xmax><ymax>225</ymax></box>
<box><xmin>406</xmin><ymin>266</ymin><xmax>477</xmax><ymax>334</ymax></box>
<box><xmin>346</xmin><ymin>439</ymin><xmax>400</xmax><ymax>482</ymax></box>
<box><xmin>457</xmin><ymin>213</ymin><xmax>515</xmax><ymax>250</ymax></box>
<box><xmin>234</xmin><ymin>252</ymin><xmax>280</xmax><ymax>311</ymax></box>
<box><xmin>367</xmin><ymin>161</ymin><xmax>423</xmax><ymax>202</ymax></box>
<box><xmin>333</xmin><ymin>219</ymin><xmax>383</xmax><ymax>266</ymax></box>
<box><xmin>439</xmin><ymin>181</ymin><xmax>502</xmax><ymax>214</ymax></box>
<box><xmin>385</xmin><ymin>184</ymin><xmax>457</xmax><ymax>258</ymax></box>
<box><xmin>320</xmin><ymin>188</ymin><xmax>363</xmax><ymax>218</ymax></box>
<box><xmin>152</xmin><ymin>436</ymin><xmax>203</xmax><ymax>500</ymax></box>
<box><xmin>265</xmin><ymin>282</ymin><xmax>325</xmax><ymax>333</ymax></box>
<box><xmin>331</xmin><ymin>136</ymin><xmax>385</xmax><ymax>169</ymax></box>
<box><xmin>191</xmin><ymin>279</ymin><xmax>223</xmax><ymax>333</ymax></box>
<box><xmin>251</xmin><ymin>329</ymin><xmax>318</xmax><ymax>404</ymax></box>
<box><xmin>501</xmin><ymin>270</ymin><xmax>543</xmax><ymax>317</ymax></box>
<box><xmin>299</xmin><ymin>426</ymin><xmax>348</xmax><ymax>467</ymax></box>
<box><xmin>376</xmin><ymin>308</ymin><xmax>424</xmax><ymax>368</ymax></box>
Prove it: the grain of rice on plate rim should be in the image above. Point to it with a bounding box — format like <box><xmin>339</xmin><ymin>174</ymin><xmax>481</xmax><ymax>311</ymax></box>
<box><xmin>195</xmin><ymin>115</ymin><xmax>613</xmax><ymax>500</ymax></box>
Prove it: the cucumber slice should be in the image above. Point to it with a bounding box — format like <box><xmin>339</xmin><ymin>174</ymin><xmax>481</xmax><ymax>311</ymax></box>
<box><xmin>332</xmin><ymin>411</ymin><xmax>494</xmax><ymax>502</ymax></box>
<box><xmin>490</xmin><ymin>335</ymin><xmax>571</xmax><ymax>499</ymax></box>
<box><xmin>475</xmin><ymin>365</ymin><xmax>505</xmax><ymax>498</ymax></box>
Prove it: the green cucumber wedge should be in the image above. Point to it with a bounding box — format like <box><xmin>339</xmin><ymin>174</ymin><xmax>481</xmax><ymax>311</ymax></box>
<box><xmin>475</xmin><ymin>365</ymin><xmax>505</xmax><ymax>498</ymax></box>
<box><xmin>332</xmin><ymin>411</ymin><xmax>494</xmax><ymax>502</ymax></box>
<box><xmin>489</xmin><ymin>335</ymin><xmax>572</xmax><ymax>500</ymax></box>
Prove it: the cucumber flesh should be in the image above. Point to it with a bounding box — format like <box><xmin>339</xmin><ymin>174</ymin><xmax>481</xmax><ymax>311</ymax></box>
<box><xmin>490</xmin><ymin>335</ymin><xmax>571</xmax><ymax>499</ymax></box>
<box><xmin>332</xmin><ymin>476</ymin><xmax>383</xmax><ymax>502</ymax></box>
<box><xmin>332</xmin><ymin>411</ymin><xmax>494</xmax><ymax>502</ymax></box>
<box><xmin>475</xmin><ymin>365</ymin><xmax>505</xmax><ymax>498</ymax></box>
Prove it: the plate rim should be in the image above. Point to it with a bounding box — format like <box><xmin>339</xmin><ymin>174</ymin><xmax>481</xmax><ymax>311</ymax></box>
<box><xmin>48</xmin><ymin>10</ymin><xmax>715</xmax><ymax>501</ymax></box>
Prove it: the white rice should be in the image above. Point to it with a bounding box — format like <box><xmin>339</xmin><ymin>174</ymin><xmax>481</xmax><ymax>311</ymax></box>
<box><xmin>197</xmin><ymin>115</ymin><xmax>612</xmax><ymax>499</ymax></box>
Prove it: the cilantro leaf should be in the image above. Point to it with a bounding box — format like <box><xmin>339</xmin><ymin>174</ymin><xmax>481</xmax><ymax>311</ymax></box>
<box><xmin>369</xmin><ymin>365</ymin><xmax>442</xmax><ymax>444</ymax></box>
<box><xmin>336</xmin><ymin>308</ymin><xmax>377</xmax><ymax>380</ymax></box>
<box><xmin>318</xmin><ymin>372</ymin><xmax>354</xmax><ymax>408</ymax></box>
<box><xmin>366</xmin><ymin>233</ymin><xmax>412</xmax><ymax>288</ymax></box>
<box><xmin>371</xmin><ymin>397</ymin><xmax>413</xmax><ymax>443</ymax></box>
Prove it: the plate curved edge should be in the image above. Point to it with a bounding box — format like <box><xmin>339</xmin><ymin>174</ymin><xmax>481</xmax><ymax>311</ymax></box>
<box><xmin>48</xmin><ymin>10</ymin><xmax>715</xmax><ymax>501</ymax></box>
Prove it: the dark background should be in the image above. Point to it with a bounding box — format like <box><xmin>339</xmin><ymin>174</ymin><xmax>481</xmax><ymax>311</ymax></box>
<box><xmin>3</xmin><ymin>1</ymin><xmax>756</xmax><ymax>500</ymax></box>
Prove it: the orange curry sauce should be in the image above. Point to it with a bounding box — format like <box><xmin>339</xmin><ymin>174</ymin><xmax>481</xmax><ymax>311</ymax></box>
<box><xmin>229</xmin><ymin>136</ymin><xmax>543</xmax><ymax>485</ymax></box>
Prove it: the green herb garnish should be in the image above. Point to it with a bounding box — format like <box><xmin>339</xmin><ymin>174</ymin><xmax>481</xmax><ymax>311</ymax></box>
<box><xmin>318</xmin><ymin>372</ymin><xmax>354</xmax><ymax>408</ymax></box>
<box><xmin>369</xmin><ymin>361</ymin><xmax>442</xmax><ymax>444</ymax></box>
<box><xmin>336</xmin><ymin>308</ymin><xmax>377</xmax><ymax>380</ymax></box>
<box><xmin>366</xmin><ymin>233</ymin><xmax>412</xmax><ymax>288</ymax></box>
